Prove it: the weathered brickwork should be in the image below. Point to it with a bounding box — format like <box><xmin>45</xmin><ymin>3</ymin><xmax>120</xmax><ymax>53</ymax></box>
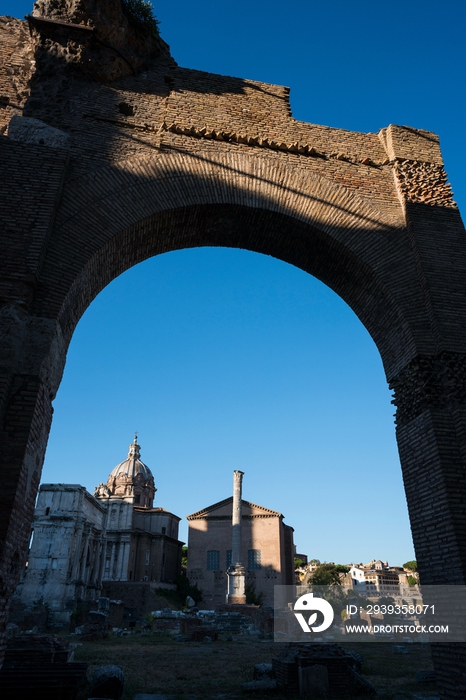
<box><xmin>1</xmin><ymin>3</ymin><xmax>466</xmax><ymax>696</ymax></box>
<box><xmin>393</xmin><ymin>160</ymin><xmax>455</xmax><ymax>208</ymax></box>
<box><xmin>390</xmin><ymin>352</ymin><xmax>466</xmax><ymax>425</ymax></box>
<box><xmin>0</xmin><ymin>17</ymin><xmax>35</xmax><ymax>135</ymax></box>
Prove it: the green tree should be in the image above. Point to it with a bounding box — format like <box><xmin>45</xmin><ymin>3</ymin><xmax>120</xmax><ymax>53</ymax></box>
<box><xmin>181</xmin><ymin>546</ymin><xmax>188</xmax><ymax>574</ymax></box>
<box><xmin>176</xmin><ymin>573</ymin><xmax>203</xmax><ymax>604</ymax></box>
<box><xmin>294</xmin><ymin>557</ymin><xmax>305</xmax><ymax>569</ymax></box>
<box><xmin>403</xmin><ymin>560</ymin><xmax>417</xmax><ymax>572</ymax></box>
<box><xmin>309</xmin><ymin>558</ymin><xmax>321</xmax><ymax>565</ymax></box>
<box><xmin>407</xmin><ymin>575</ymin><xmax>417</xmax><ymax>586</ymax></box>
<box><xmin>245</xmin><ymin>582</ymin><xmax>264</xmax><ymax>606</ymax></box>
<box><xmin>310</xmin><ymin>563</ymin><xmax>345</xmax><ymax>585</ymax></box>
<box><xmin>334</xmin><ymin>564</ymin><xmax>350</xmax><ymax>574</ymax></box>
<box><xmin>122</xmin><ymin>0</ymin><xmax>160</xmax><ymax>37</ymax></box>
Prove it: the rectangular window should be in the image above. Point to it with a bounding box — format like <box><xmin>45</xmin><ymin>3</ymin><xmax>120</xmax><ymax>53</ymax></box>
<box><xmin>145</xmin><ymin>549</ymin><xmax>150</xmax><ymax>565</ymax></box>
<box><xmin>248</xmin><ymin>549</ymin><xmax>261</xmax><ymax>570</ymax></box>
<box><xmin>207</xmin><ymin>550</ymin><xmax>220</xmax><ymax>571</ymax></box>
<box><xmin>226</xmin><ymin>550</ymin><xmax>232</xmax><ymax>568</ymax></box>
<box><xmin>161</xmin><ymin>527</ymin><xmax>166</xmax><ymax>535</ymax></box>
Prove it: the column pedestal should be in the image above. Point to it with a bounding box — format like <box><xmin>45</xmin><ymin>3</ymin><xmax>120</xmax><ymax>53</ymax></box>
<box><xmin>226</xmin><ymin>564</ymin><xmax>246</xmax><ymax>604</ymax></box>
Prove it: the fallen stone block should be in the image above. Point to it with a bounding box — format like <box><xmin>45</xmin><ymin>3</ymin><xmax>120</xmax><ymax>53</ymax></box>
<box><xmin>253</xmin><ymin>662</ymin><xmax>273</xmax><ymax>679</ymax></box>
<box><xmin>89</xmin><ymin>664</ymin><xmax>124</xmax><ymax>700</ymax></box>
<box><xmin>173</xmin><ymin>634</ymin><xmax>189</xmax><ymax>642</ymax></box>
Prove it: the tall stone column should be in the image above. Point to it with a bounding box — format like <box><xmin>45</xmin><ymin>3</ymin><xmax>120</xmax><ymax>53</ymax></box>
<box><xmin>120</xmin><ymin>540</ymin><xmax>130</xmax><ymax>581</ymax></box>
<box><xmin>97</xmin><ymin>535</ymin><xmax>107</xmax><ymax>585</ymax></box>
<box><xmin>231</xmin><ymin>470</ymin><xmax>243</xmax><ymax>565</ymax></box>
<box><xmin>113</xmin><ymin>539</ymin><xmax>122</xmax><ymax>581</ymax></box>
<box><xmin>108</xmin><ymin>542</ymin><xmax>116</xmax><ymax>581</ymax></box>
<box><xmin>115</xmin><ymin>538</ymin><xmax>130</xmax><ymax>581</ymax></box>
<box><xmin>79</xmin><ymin>526</ymin><xmax>91</xmax><ymax>583</ymax></box>
<box><xmin>227</xmin><ymin>470</ymin><xmax>246</xmax><ymax>604</ymax></box>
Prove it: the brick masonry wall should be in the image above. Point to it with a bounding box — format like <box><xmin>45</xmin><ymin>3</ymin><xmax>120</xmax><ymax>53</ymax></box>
<box><xmin>1</xmin><ymin>8</ymin><xmax>466</xmax><ymax>696</ymax></box>
<box><xmin>188</xmin><ymin>511</ymin><xmax>290</xmax><ymax>606</ymax></box>
<box><xmin>101</xmin><ymin>581</ymin><xmax>167</xmax><ymax>620</ymax></box>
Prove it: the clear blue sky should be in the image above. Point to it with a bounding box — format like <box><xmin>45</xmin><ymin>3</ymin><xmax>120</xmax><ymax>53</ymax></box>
<box><xmin>2</xmin><ymin>1</ymin><xmax>465</xmax><ymax>566</ymax></box>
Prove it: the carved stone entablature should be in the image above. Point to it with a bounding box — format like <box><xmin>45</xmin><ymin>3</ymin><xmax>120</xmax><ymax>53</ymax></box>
<box><xmin>393</xmin><ymin>160</ymin><xmax>456</xmax><ymax>208</ymax></box>
<box><xmin>389</xmin><ymin>352</ymin><xmax>466</xmax><ymax>425</ymax></box>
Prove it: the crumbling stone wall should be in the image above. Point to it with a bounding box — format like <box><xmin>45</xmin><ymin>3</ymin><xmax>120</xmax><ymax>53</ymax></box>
<box><xmin>0</xmin><ymin>16</ymin><xmax>35</xmax><ymax>135</ymax></box>
<box><xmin>1</xmin><ymin>3</ymin><xmax>466</xmax><ymax>697</ymax></box>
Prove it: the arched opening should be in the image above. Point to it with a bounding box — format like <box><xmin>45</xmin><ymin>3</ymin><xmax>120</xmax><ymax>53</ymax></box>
<box><xmin>17</xmin><ymin>241</ymin><xmax>420</xmax><ymax>695</ymax></box>
<box><xmin>40</xmin><ymin>184</ymin><xmax>419</xmax><ymax>577</ymax></box>
<box><xmin>9</xmin><ymin>175</ymin><xmax>428</xmax><ymax>596</ymax></box>
<box><xmin>42</xmin><ymin>245</ymin><xmax>412</xmax><ymax>566</ymax></box>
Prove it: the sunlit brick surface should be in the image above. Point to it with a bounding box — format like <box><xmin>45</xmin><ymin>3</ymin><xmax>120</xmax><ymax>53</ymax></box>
<box><xmin>1</xmin><ymin>5</ymin><xmax>466</xmax><ymax>695</ymax></box>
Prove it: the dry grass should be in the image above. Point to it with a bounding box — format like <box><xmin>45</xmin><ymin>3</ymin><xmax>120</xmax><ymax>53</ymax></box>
<box><xmin>73</xmin><ymin>631</ymin><xmax>438</xmax><ymax>699</ymax></box>
<box><xmin>344</xmin><ymin>642</ymin><xmax>437</xmax><ymax>699</ymax></box>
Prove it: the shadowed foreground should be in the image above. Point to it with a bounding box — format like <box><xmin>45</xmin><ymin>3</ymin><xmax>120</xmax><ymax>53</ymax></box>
<box><xmin>73</xmin><ymin>632</ymin><xmax>437</xmax><ymax>699</ymax></box>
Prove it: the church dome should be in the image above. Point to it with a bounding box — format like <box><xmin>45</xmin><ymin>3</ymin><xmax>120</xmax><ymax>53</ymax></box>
<box><xmin>104</xmin><ymin>435</ymin><xmax>156</xmax><ymax>507</ymax></box>
<box><xmin>109</xmin><ymin>437</ymin><xmax>153</xmax><ymax>482</ymax></box>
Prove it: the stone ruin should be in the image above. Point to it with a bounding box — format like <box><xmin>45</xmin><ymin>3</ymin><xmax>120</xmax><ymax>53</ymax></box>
<box><xmin>2</xmin><ymin>1</ymin><xmax>466</xmax><ymax>695</ymax></box>
<box><xmin>271</xmin><ymin>643</ymin><xmax>375</xmax><ymax>697</ymax></box>
<box><xmin>0</xmin><ymin>634</ymin><xmax>88</xmax><ymax>699</ymax></box>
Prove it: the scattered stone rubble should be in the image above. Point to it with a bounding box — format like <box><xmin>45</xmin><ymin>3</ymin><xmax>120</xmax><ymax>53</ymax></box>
<box><xmin>241</xmin><ymin>641</ymin><xmax>376</xmax><ymax>696</ymax></box>
<box><xmin>140</xmin><ymin>608</ymin><xmax>272</xmax><ymax>639</ymax></box>
<box><xmin>0</xmin><ymin>634</ymin><xmax>88</xmax><ymax>699</ymax></box>
<box><xmin>271</xmin><ymin>643</ymin><xmax>376</xmax><ymax>697</ymax></box>
<box><xmin>78</xmin><ymin>610</ymin><xmax>109</xmax><ymax>641</ymax></box>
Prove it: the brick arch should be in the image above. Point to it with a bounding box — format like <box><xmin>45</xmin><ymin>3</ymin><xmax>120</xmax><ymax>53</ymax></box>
<box><xmin>8</xmin><ymin>151</ymin><xmax>464</xmax><ymax>695</ymax></box>
<box><xmin>42</xmin><ymin>148</ymin><xmax>421</xmax><ymax>382</ymax></box>
<box><xmin>2</xmin><ymin>10</ymin><xmax>466</xmax><ymax>694</ymax></box>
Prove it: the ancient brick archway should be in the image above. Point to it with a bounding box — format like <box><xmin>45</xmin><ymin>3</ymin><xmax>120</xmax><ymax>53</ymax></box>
<box><xmin>1</xmin><ymin>3</ymin><xmax>466</xmax><ymax>696</ymax></box>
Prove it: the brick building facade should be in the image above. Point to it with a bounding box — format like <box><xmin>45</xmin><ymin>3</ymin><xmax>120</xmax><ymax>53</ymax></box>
<box><xmin>187</xmin><ymin>497</ymin><xmax>294</xmax><ymax>607</ymax></box>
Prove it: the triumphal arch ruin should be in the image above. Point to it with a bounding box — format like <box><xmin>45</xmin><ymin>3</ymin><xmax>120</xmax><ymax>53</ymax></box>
<box><xmin>1</xmin><ymin>2</ymin><xmax>466</xmax><ymax>695</ymax></box>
